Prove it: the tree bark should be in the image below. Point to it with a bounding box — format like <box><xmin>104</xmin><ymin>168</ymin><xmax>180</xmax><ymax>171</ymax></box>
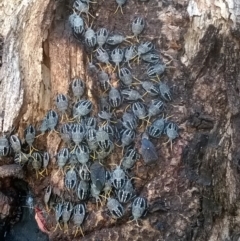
<box><xmin>1</xmin><ymin>0</ymin><xmax>240</xmax><ymax>240</ymax></box>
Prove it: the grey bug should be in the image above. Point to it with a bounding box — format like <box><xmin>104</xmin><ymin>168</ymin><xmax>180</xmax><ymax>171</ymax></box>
<box><xmin>98</xmin><ymin>110</ymin><xmax>113</xmax><ymax>123</ymax></box>
<box><xmin>14</xmin><ymin>152</ymin><xmax>29</xmax><ymax>166</ymax></box>
<box><xmin>73</xmin><ymin>100</ymin><xmax>93</xmax><ymax>121</ymax></box>
<box><xmin>84</xmin><ymin>27</ymin><xmax>97</xmax><ymax>48</ymax></box>
<box><xmin>96</xmin><ymin>129</ymin><xmax>112</xmax><ymax>150</ymax></box>
<box><xmin>130</xmin><ymin>197</ymin><xmax>148</xmax><ymax>226</ymax></box>
<box><xmin>53</xmin><ymin>202</ymin><xmax>64</xmax><ymax>232</ymax></box>
<box><xmin>124</xmin><ymin>45</ymin><xmax>137</xmax><ymax>68</ymax></box>
<box><xmin>44</xmin><ymin>185</ymin><xmax>52</xmax><ymax>212</ymax></box>
<box><xmin>62</xmin><ymin>202</ymin><xmax>73</xmax><ymax>233</ymax></box>
<box><xmin>100</xmin><ymin>96</ymin><xmax>111</xmax><ymax>112</ymax></box>
<box><xmin>140</xmin><ymin>132</ymin><xmax>158</xmax><ymax>164</ymax></box>
<box><xmin>121</xmin><ymin>129</ymin><xmax>136</xmax><ymax>147</ymax></box>
<box><xmin>121</xmin><ymin>148</ymin><xmax>139</xmax><ymax>170</ymax></box>
<box><xmin>90</xmin><ymin>183</ymin><xmax>103</xmax><ymax>207</ymax></box>
<box><xmin>0</xmin><ymin>134</ymin><xmax>10</xmax><ymax>157</ymax></box>
<box><xmin>71</xmin><ymin>78</ymin><xmax>85</xmax><ymax>100</ymax></box>
<box><xmin>159</xmin><ymin>82</ymin><xmax>172</xmax><ymax>101</ymax></box>
<box><xmin>119</xmin><ymin>67</ymin><xmax>134</xmax><ymax>86</ymax></box>
<box><xmin>141</xmin><ymin>81</ymin><xmax>159</xmax><ymax>96</ymax></box>
<box><xmin>103</xmin><ymin>170</ymin><xmax>112</xmax><ymax>198</ymax></box>
<box><xmin>71</xmin><ymin>123</ymin><xmax>85</xmax><ymax>149</ymax></box>
<box><xmin>141</xmin><ymin>52</ymin><xmax>160</xmax><ymax>64</ymax></box>
<box><xmin>165</xmin><ymin>122</ymin><xmax>179</xmax><ymax>150</ymax></box>
<box><xmin>96</xmin><ymin>48</ymin><xmax>110</xmax><ymax>65</ymax></box>
<box><xmin>77</xmin><ymin>180</ymin><xmax>90</xmax><ymax>200</ymax></box>
<box><xmin>132</xmin><ymin>17</ymin><xmax>145</xmax><ymax>40</ymax></box>
<box><xmin>114</xmin><ymin>0</ymin><xmax>127</xmax><ymax>14</ymax></box>
<box><xmin>60</xmin><ymin>123</ymin><xmax>72</xmax><ymax>145</ymax></box>
<box><xmin>102</xmin><ymin>123</ymin><xmax>115</xmax><ymax>139</ymax></box>
<box><xmin>57</xmin><ymin>148</ymin><xmax>69</xmax><ymax>172</ymax></box>
<box><xmin>111</xmin><ymin>47</ymin><xmax>124</xmax><ymax>71</ymax></box>
<box><xmin>24</xmin><ymin>125</ymin><xmax>36</xmax><ymax>151</ymax></box>
<box><xmin>137</xmin><ymin>41</ymin><xmax>154</xmax><ymax>59</ymax></box>
<box><xmin>147</xmin><ymin>118</ymin><xmax>165</xmax><ymax>138</ymax></box>
<box><xmin>86</xmin><ymin>128</ymin><xmax>98</xmax><ymax>153</ymax></box>
<box><xmin>147</xmin><ymin>63</ymin><xmax>166</xmax><ymax>77</ymax></box>
<box><xmin>73</xmin><ymin>204</ymin><xmax>86</xmax><ymax>237</ymax></box>
<box><xmin>122</xmin><ymin>112</ymin><xmax>138</xmax><ymax>130</ymax></box>
<box><xmin>46</xmin><ymin>110</ymin><xmax>59</xmax><ymax>131</ymax></box>
<box><xmin>148</xmin><ymin>99</ymin><xmax>165</xmax><ymax>120</ymax></box>
<box><xmin>69</xmin><ymin>153</ymin><xmax>78</xmax><ymax>167</ymax></box>
<box><xmin>40</xmin><ymin>151</ymin><xmax>50</xmax><ymax>176</ymax></box>
<box><xmin>96</xmin><ymin>28</ymin><xmax>109</xmax><ymax>48</ymax></box>
<box><xmin>131</xmin><ymin>102</ymin><xmax>147</xmax><ymax>120</ymax></box>
<box><xmin>111</xmin><ymin>165</ymin><xmax>126</xmax><ymax>190</ymax></box>
<box><xmin>96</xmin><ymin>143</ymin><xmax>114</xmax><ymax>160</ymax></box>
<box><xmin>78</xmin><ymin>165</ymin><xmax>90</xmax><ymax>181</ymax></box>
<box><xmin>121</xmin><ymin>89</ymin><xmax>143</xmax><ymax>101</ymax></box>
<box><xmin>90</xmin><ymin>162</ymin><xmax>106</xmax><ymax>191</ymax></box>
<box><xmin>106</xmin><ymin>34</ymin><xmax>128</xmax><ymax>45</ymax></box>
<box><xmin>79</xmin><ymin>164</ymin><xmax>91</xmax><ymax>181</ymax></box>
<box><xmin>30</xmin><ymin>151</ymin><xmax>43</xmax><ymax>179</ymax></box>
<box><xmin>65</xmin><ymin>166</ymin><xmax>77</xmax><ymax>190</ymax></box>
<box><xmin>75</xmin><ymin>145</ymin><xmax>90</xmax><ymax>167</ymax></box>
<box><xmin>98</xmin><ymin>71</ymin><xmax>111</xmax><ymax>92</ymax></box>
<box><xmin>85</xmin><ymin>117</ymin><xmax>97</xmax><ymax>130</ymax></box>
<box><xmin>56</xmin><ymin>94</ymin><xmax>68</xmax><ymax>118</ymax></box>
<box><xmin>107</xmin><ymin>198</ymin><xmax>124</xmax><ymax>219</ymax></box>
<box><xmin>69</xmin><ymin>13</ymin><xmax>84</xmax><ymax>35</ymax></box>
<box><xmin>117</xmin><ymin>178</ymin><xmax>135</xmax><ymax>203</ymax></box>
<box><xmin>9</xmin><ymin>135</ymin><xmax>21</xmax><ymax>153</ymax></box>
<box><xmin>73</xmin><ymin>0</ymin><xmax>90</xmax><ymax>17</ymax></box>
<box><xmin>108</xmin><ymin>87</ymin><xmax>122</xmax><ymax>108</ymax></box>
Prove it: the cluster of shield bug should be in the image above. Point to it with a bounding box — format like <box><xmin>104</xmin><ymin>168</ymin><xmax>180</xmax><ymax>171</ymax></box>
<box><xmin>0</xmin><ymin>0</ymin><xmax>180</xmax><ymax>237</ymax></box>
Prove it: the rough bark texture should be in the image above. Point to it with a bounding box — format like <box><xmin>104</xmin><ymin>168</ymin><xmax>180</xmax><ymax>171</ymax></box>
<box><xmin>1</xmin><ymin>0</ymin><xmax>240</xmax><ymax>240</ymax></box>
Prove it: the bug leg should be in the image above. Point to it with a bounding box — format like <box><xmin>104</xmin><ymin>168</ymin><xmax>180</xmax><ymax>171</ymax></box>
<box><xmin>63</xmin><ymin>223</ymin><xmax>69</xmax><ymax>234</ymax></box>
<box><xmin>39</xmin><ymin>168</ymin><xmax>48</xmax><ymax>176</ymax></box>
<box><xmin>52</xmin><ymin>222</ymin><xmax>62</xmax><ymax>232</ymax></box>
<box><xmin>113</xmin><ymin>5</ymin><xmax>120</xmax><ymax>15</ymax></box>
<box><xmin>73</xmin><ymin>226</ymin><xmax>84</xmax><ymax>238</ymax></box>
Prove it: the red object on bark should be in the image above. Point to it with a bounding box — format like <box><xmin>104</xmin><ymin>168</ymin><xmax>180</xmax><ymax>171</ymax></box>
<box><xmin>34</xmin><ymin>207</ymin><xmax>50</xmax><ymax>235</ymax></box>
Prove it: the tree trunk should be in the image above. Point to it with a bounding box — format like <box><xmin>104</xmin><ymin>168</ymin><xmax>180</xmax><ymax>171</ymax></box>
<box><xmin>1</xmin><ymin>0</ymin><xmax>240</xmax><ymax>240</ymax></box>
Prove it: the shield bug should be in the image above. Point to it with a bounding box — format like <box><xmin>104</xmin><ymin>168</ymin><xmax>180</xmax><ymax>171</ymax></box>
<box><xmin>96</xmin><ymin>28</ymin><xmax>109</xmax><ymax>48</ymax></box>
<box><xmin>159</xmin><ymin>82</ymin><xmax>172</xmax><ymax>101</ymax></box>
<box><xmin>147</xmin><ymin>118</ymin><xmax>165</xmax><ymax>138</ymax></box>
<box><xmin>164</xmin><ymin>122</ymin><xmax>179</xmax><ymax>150</ymax></box>
<box><xmin>108</xmin><ymin>87</ymin><xmax>122</xmax><ymax>108</ymax></box>
<box><xmin>124</xmin><ymin>45</ymin><xmax>137</xmax><ymax>68</ymax></box>
<box><xmin>65</xmin><ymin>166</ymin><xmax>77</xmax><ymax>190</ymax></box>
<box><xmin>90</xmin><ymin>162</ymin><xmax>106</xmax><ymax>191</ymax></box>
<box><xmin>121</xmin><ymin>148</ymin><xmax>139</xmax><ymax>170</ymax></box>
<box><xmin>130</xmin><ymin>197</ymin><xmax>148</xmax><ymax>226</ymax></box>
<box><xmin>140</xmin><ymin>132</ymin><xmax>158</xmax><ymax>164</ymax></box>
<box><xmin>62</xmin><ymin>202</ymin><xmax>73</xmax><ymax>233</ymax></box>
<box><xmin>84</xmin><ymin>27</ymin><xmax>97</xmax><ymax>48</ymax></box>
<box><xmin>111</xmin><ymin>165</ymin><xmax>126</xmax><ymax>190</ymax></box>
<box><xmin>147</xmin><ymin>63</ymin><xmax>166</xmax><ymax>78</ymax></box>
<box><xmin>77</xmin><ymin>180</ymin><xmax>90</xmax><ymax>200</ymax></box>
<box><xmin>69</xmin><ymin>13</ymin><xmax>84</xmax><ymax>35</ymax></box>
<box><xmin>117</xmin><ymin>178</ymin><xmax>135</xmax><ymax>203</ymax></box>
<box><xmin>73</xmin><ymin>204</ymin><xmax>86</xmax><ymax>237</ymax></box>
<box><xmin>107</xmin><ymin>198</ymin><xmax>124</xmax><ymax>218</ymax></box>
<box><xmin>71</xmin><ymin>78</ymin><xmax>85</xmax><ymax>100</ymax></box>
<box><xmin>131</xmin><ymin>17</ymin><xmax>145</xmax><ymax>40</ymax></box>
